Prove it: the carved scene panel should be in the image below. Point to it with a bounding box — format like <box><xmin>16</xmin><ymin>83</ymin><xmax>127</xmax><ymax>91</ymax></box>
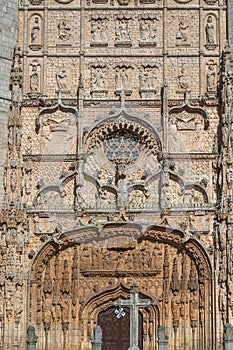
<box><xmin>30</xmin><ymin>231</ymin><xmax>212</xmax><ymax>350</ymax></box>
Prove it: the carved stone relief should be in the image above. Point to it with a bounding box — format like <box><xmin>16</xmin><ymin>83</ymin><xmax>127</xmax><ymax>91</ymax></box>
<box><xmin>115</xmin><ymin>62</ymin><xmax>133</xmax><ymax>94</ymax></box>
<box><xmin>28</xmin><ymin>60</ymin><xmax>41</xmax><ymax>98</ymax></box>
<box><xmin>29</xmin><ymin>230</ymin><xmax>211</xmax><ymax>349</ymax></box>
<box><xmin>90</xmin><ymin>62</ymin><xmax>108</xmax><ymax>98</ymax></box>
<box><xmin>168</xmin><ymin>113</ymin><xmax>207</xmax><ymax>153</ymax></box>
<box><xmin>205</xmin><ymin>15</ymin><xmax>217</xmax><ymax>50</ymax></box>
<box><xmin>139</xmin><ymin>14</ymin><xmax>158</xmax><ymax>46</ymax></box>
<box><xmin>29</xmin><ymin>16</ymin><xmax>42</xmax><ymax>51</ymax></box>
<box><xmin>39</xmin><ymin>111</ymin><xmax>76</xmax><ymax>154</ymax></box>
<box><xmin>176</xmin><ymin>21</ymin><xmax>190</xmax><ymax>47</ymax></box>
<box><xmin>115</xmin><ymin>14</ymin><xmax>132</xmax><ymax>47</ymax></box>
<box><xmin>57</xmin><ymin>20</ymin><xmax>71</xmax><ymax>42</ymax></box>
<box><xmin>56</xmin><ymin>67</ymin><xmax>70</xmax><ymax>93</ymax></box>
<box><xmin>139</xmin><ymin>62</ymin><xmax>159</xmax><ymax>99</ymax></box>
<box><xmin>176</xmin><ymin>65</ymin><xmax>190</xmax><ymax>94</ymax></box>
<box><xmin>90</xmin><ymin>15</ymin><xmax>108</xmax><ymax>47</ymax></box>
<box><xmin>206</xmin><ymin>60</ymin><xmax>217</xmax><ymax>98</ymax></box>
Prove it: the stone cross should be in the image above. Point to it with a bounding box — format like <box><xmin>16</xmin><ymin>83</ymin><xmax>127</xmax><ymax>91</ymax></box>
<box><xmin>114</xmin><ymin>285</ymin><xmax>156</xmax><ymax>350</ymax></box>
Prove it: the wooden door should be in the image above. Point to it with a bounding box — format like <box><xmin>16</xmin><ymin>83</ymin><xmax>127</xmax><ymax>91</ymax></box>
<box><xmin>98</xmin><ymin>306</ymin><xmax>143</xmax><ymax>350</ymax></box>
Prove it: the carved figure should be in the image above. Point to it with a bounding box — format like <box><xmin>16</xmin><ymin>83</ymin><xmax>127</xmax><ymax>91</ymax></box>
<box><xmin>205</xmin><ymin>16</ymin><xmax>215</xmax><ymax>45</ymax></box>
<box><xmin>91</xmin><ymin>20</ymin><xmax>107</xmax><ymax>44</ymax></box>
<box><xmin>207</xmin><ymin>62</ymin><xmax>216</xmax><ymax>91</ymax></box>
<box><xmin>56</xmin><ymin>68</ymin><xmax>68</xmax><ymax>90</ymax></box>
<box><xmin>116</xmin><ymin>67</ymin><xmax>131</xmax><ymax>91</ymax></box>
<box><xmin>176</xmin><ymin>21</ymin><xmax>189</xmax><ymax>45</ymax></box>
<box><xmin>115</xmin><ymin>20</ymin><xmax>131</xmax><ymax>42</ymax></box>
<box><xmin>178</xmin><ymin>67</ymin><xmax>189</xmax><ymax>90</ymax></box>
<box><xmin>30</xmin><ymin>71</ymin><xmax>39</xmax><ymax>92</ymax></box>
<box><xmin>31</xmin><ymin>17</ymin><xmax>40</xmax><ymax>44</ymax></box>
<box><xmin>58</xmin><ymin>20</ymin><xmax>71</xmax><ymax>41</ymax></box>
<box><xmin>92</xmin><ymin>67</ymin><xmax>106</xmax><ymax>91</ymax></box>
<box><xmin>140</xmin><ymin>20</ymin><xmax>150</xmax><ymax>42</ymax></box>
<box><xmin>27</xmin><ymin>325</ymin><xmax>38</xmax><ymax>350</ymax></box>
<box><xmin>140</xmin><ymin>67</ymin><xmax>156</xmax><ymax>90</ymax></box>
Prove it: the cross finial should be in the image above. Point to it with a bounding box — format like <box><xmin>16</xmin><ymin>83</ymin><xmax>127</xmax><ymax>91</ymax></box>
<box><xmin>120</xmin><ymin>89</ymin><xmax>126</xmax><ymax>108</ymax></box>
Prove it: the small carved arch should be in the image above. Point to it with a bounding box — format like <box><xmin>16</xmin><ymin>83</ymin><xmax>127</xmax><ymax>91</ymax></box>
<box><xmin>185</xmin><ymin>183</ymin><xmax>209</xmax><ymax>203</ymax></box>
<box><xmin>80</xmin><ymin>284</ymin><xmax>160</xmax><ymax>331</ymax></box>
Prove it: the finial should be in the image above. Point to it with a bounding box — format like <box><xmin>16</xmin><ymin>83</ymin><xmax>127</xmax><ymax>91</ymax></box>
<box><xmin>57</xmin><ymin>88</ymin><xmax>62</xmax><ymax>104</ymax></box>
<box><xmin>184</xmin><ymin>89</ymin><xmax>188</xmax><ymax>104</ymax></box>
<box><xmin>120</xmin><ymin>89</ymin><xmax>126</xmax><ymax>108</ymax></box>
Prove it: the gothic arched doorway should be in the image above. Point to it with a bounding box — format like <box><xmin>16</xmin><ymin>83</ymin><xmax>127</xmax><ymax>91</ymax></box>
<box><xmin>98</xmin><ymin>306</ymin><xmax>143</xmax><ymax>350</ymax></box>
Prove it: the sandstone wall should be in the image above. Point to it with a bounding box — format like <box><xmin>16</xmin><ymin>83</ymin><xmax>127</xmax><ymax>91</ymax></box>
<box><xmin>0</xmin><ymin>0</ymin><xmax>18</xmax><ymax>207</ymax></box>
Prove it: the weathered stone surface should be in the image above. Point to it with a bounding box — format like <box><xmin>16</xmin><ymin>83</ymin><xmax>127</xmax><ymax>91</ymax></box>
<box><xmin>0</xmin><ymin>0</ymin><xmax>232</xmax><ymax>349</ymax></box>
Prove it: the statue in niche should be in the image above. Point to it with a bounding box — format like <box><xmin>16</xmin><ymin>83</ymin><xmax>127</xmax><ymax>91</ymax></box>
<box><xmin>91</xmin><ymin>20</ymin><xmax>107</xmax><ymax>44</ymax></box>
<box><xmin>205</xmin><ymin>15</ymin><xmax>215</xmax><ymax>45</ymax></box>
<box><xmin>115</xmin><ymin>19</ymin><xmax>131</xmax><ymax>43</ymax></box>
<box><xmin>31</xmin><ymin>17</ymin><xmax>40</xmax><ymax>44</ymax></box>
<box><xmin>176</xmin><ymin>21</ymin><xmax>189</xmax><ymax>45</ymax></box>
<box><xmin>58</xmin><ymin>20</ymin><xmax>71</xmax><ymax>41</ymax></box>
<box><xmin>140</xmin><ymin>67</ymin><xmax>156</xmax><ymax>90</ymax></box>
<box><xmin>30</xmin><ymin>71</ymin><xmax>39</xmax><ymax>92</ymax></box>
<box><xmin>140</xmin><ymin>19</ymin><xmax>157</xmax><ymax>44</ymax></box>
<box><xmin>56</xmin><ymin>67</ymin><xmax>68</xmax><ymax>90</ymax></box>
<box><xmin>116</xmin><ymin>67</ymin><xmax>131</xmax><ymax>91</ymax></box>
<box><xmin>140</xmin><ymin>20</ymin><xmax>150</xmax><ymax>42</ymax></box>
<box><xmin>177</xmin><ymin>66</ymin><xmax>189</xmax><ymax>90</ymax></box>
<box><xmin>92</xmin><ymin>67</ymin><xmax>106</xmax><ymax>91</ymax></box>
<box><xmin>207</xmin><ymin>62</ymin><xmax>216</xmax><ymax>92</ymax></box>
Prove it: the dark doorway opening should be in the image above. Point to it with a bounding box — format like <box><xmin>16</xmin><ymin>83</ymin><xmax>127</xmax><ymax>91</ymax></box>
<box><xmin>98</xmin><ymin>306</ymin><xmax>143</xmax><ymax>350</ymax></box>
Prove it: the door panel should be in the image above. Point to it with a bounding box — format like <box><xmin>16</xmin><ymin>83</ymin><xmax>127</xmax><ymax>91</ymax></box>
<box><xmin>98</xmin><ymin>306</ymin><xmax>143</xmax><ymax>350</ymax></box>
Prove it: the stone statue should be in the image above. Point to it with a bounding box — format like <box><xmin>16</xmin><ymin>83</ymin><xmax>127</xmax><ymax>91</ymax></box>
<box><xmin>56</xmin><ymin>68</ymin><xmax>68</xmax><ymax>90</ymax></box>
<box><xmin>31</xmin><ymin>17</ymin><xmax>40</xmax><ymax>44</ymax></box>
<box><xmin>92</xmin><ymin>67</ymin><xmax>106</xmax><ymax>91</ymax></box>
<box><xmin>224</xmin><ymin>324</ymin><xmax>233</xmax><ymax>342</ymax></box>
<box><xmin>115</xmin><ymin>19</ymin><xmax>131</xmax><ymax>43</ymax></box>
<box><xmin>140</xmin><ymin>67</ymin><xmax>156</xmax><ymax>90</ymax></box>
<box><xmin>207</xmin><ymin>62</ymin><xmax>216</xmax><ymax>92</ymax></box>
<box><xmin>176</xmin><ymin>21</ymin><xmax>189</xmax><ymax>45</ymax></box>
<box><xmin>205</xmin><ymin>15</ymin><xmax>215</xmax><ymax>45</ymax></box>
<box><xmin>178</xmin><ymin>66</ymin><xmax>189</xmax><ymax>90</ymax></box>
<box><xmin>58</xmin><ymin>20</ymin><xmax>71</xmax><ymax>41</ymax></box>
<box><xmin>27</xmin><ymin>325</ymin><xmax>38</xmax><ymax>350</ymax></box>
<box><xmin>116</xmin><ymin>67</ymin><xmax>131</xmax><ymax>91</ymax></box>
<box><xmin>30</xmin><ymin>71</ymin><xmax>39</xmax><ymax>92</ymax></box>
<box><xmin>91</xmin><ymin>20</ymin><xmax>107</xmax><ymax>44</ymax></box>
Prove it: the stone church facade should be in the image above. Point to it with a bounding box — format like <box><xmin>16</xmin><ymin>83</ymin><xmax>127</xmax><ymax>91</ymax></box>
<box><xmin>0</xmin><ymin>0</ymin><xmax>233</xmax><ymax>349</ymax></box>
